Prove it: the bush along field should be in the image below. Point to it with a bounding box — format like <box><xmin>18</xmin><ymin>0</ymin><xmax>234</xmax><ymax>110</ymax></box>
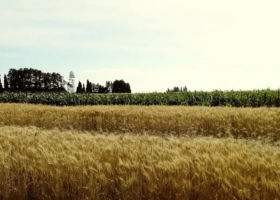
<box><xmin>0</xmin><ymin>104</ymin><xmax>280</xmax><ymax>199</ymax></box>
<box><xmin>0</xmin><ymin>88</ymin><xmax>280</xmax><ymax>106</ymax></box>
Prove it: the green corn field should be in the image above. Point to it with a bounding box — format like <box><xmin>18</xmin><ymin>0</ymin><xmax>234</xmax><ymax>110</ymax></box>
<box><xmin>0</xmin><ymin>89</ymin><xmax>280</xmax><ymax>107</ymax></box>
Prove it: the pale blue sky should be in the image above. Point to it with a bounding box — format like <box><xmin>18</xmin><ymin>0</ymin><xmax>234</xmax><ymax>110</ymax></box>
<box><xmin>0</xmin><ymin>0</ymin><xmax>279</xmax><ymax>92</ymax></box>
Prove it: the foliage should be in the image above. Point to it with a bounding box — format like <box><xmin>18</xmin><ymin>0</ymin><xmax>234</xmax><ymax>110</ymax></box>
<box><xmin>3</xmin><ymin>74</ymin><xmax>8</xmax><ymax>90</ymax></box>
<box><xmin>77</xmin><ymin>80</ymin><xmax>112</xmax><ymax>94</ymax></box>
<box><xmin>0</xmin><ymin>89</ymin><xmax>280</xmax><ymax>107</ymax></box>
<box><xmin>0</xmin><ymin>76</ymin><xmax>3</xmax><ymax>93</ymax></box>
<box><xmin>76</xmin><ymin>81</ymin><xmax>83</xmax><ymax>93</ymax></box>
<box><xmin>167</xmin><ymin>85</ymin><xmax>187</xmax><ymax>92</ymax></box>
<box><xmin>4</xmin><ymin>68</ymin><xmax>66</xmax><ymax>92</ymax></box>
<box><xmin>112</xmin><ymin>79</ymin><xmax>131</xmax><ymax>93</ymax></box>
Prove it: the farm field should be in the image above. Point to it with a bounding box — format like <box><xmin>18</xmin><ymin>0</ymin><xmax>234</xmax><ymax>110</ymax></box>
<box><xmin>0</xmin><ymin>89</ymin><xmax>280</xmax><ymax>107</ymax></box>
<box><xmin>0</xmin><ymin>103</ymin><xmax>280</xmax><ymax>199</ymax></box>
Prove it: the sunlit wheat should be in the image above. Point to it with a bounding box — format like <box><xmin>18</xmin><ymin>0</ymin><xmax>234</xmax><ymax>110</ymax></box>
<box><xmin>0</xmin><ymin>126</ymin><xmax>279</xmax><ymax>199</ymax></box>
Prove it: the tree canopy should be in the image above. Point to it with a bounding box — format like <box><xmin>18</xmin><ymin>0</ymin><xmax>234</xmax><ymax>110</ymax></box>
<box><xmin>112</xmin><ymin>80</ymin><xmax>131</xmax><ymax>93</ymax></box>
<box><xmin>2</xmin><ymin>68</ymin><xmax>132</xmax><ymax>94</ymax></box>
<box><xmin>4</xmin><ymin>68</ymin><xmax>66</xmax><ymax>92</ymax></box>
<box><xmin>0</xmin><ymin>76</ymin><xmax>3</xmax><ymax>93</ymax></box>
<box><xmin>167</xmin><ymin>86</ymin><xmax>187</xmax><ymax>93</ymax></box>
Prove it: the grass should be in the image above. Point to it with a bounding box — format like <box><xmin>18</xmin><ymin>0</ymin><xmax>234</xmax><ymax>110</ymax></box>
<box><xmin>0</xmin><ymin>103</ymin><xmax>280</xmax><ymax>199</ymax></box>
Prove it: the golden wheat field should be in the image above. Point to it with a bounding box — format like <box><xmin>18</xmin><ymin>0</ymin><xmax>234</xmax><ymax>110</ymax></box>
<box><xmin>0</xmin><ymin>103</ymin><xmax>280</xmax><ymax>200</ymax></box>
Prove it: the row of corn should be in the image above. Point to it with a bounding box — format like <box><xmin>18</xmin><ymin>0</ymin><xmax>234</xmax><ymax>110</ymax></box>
<box><xmin>0</xmin><ymin>89</ymin><xmax>279</xmax><ymax>107</ymax></box>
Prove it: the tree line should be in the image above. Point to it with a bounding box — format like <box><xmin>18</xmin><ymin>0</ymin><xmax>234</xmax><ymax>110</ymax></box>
<box><xmin>0</xmin><ymin>68</ymin><xmax>66</xmax><ymax>92</ymax></box>
<box><xmin>76</xmin><ymin>79</ymin><xmax>131</xmax><ymax>93</ymax></box>
<box><xmin>166</xmin><ymin>86</ymin><xmax>187</xmax><ymax>92</ymax></box>
<box><xmin>0</xmin><ymin>68</ymin><xmax>132</xmax><ymax>93</ymax></box>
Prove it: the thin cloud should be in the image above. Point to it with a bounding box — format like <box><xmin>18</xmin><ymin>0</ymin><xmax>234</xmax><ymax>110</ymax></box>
<box><xmin>0</xmin><ymin>0</ymin><xmax>279</xmax><ymax>92</ymax></box>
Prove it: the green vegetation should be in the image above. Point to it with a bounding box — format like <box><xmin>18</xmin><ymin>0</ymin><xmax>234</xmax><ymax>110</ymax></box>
<box><xmin>0</xmin><ymin>89</ymin><xmax>280</xmax><ymax>107</ymax></box>
<box><xmin>2</xmin><ymin>68</ymin><xmax>66</xmax><ymax>92</ymax></box>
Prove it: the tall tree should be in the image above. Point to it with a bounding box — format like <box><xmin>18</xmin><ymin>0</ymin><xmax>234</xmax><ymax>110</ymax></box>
<box><xmin>0</xmin><ymin>76</ymin><xmax>3</xmax><ymax>93</ymax></box>
<box><xmin>4</xmin><ymin>74</ymin><xmax>8</xmax><ymax>89</ymax></box>
<box><xmin>82</xmin><ymin>84</ymin><xmax>85</xmax><ymax>93</ymax></box>
<box><xmin>76</xmin><ymin>81</ymin><xmax>82</xmax><ymax>93</ymax></box>
<box><xmin>7</xmin><ymin>69</ymin><xmax>17</xmax><ymax>89</ymax></box>
<box><xmin>86</xmin><ymin>80</ymin><xmax>92</xmax><ymax>93</ymax></box>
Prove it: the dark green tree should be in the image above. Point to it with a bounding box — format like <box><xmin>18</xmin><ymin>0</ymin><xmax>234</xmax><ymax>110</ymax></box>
<box><xmin>167</xmin><ymin>85</ymin><xmax>187</xmax><ymax>92</ymax></box>
<box><xmin>4</xmin><ymin>74</ymin><xmax>8</xmax><ymax>89</ymax></box>
<box><xmin>6</xmin><ymin>68</ymin><xmax>65</xmax><ymax>92</ymax></box>
<box><xmin>86</xmin><ymin>80</ymin><xmax>92</xmax><ymax>93</ymax></box>
<box><xmin>173</xmin><ymin>86</ymin><xmax>179</xmax><ymax>92</ymax></box>
<box><xmin>112</xmin><ymin>80</ymin><xmax>131</xmax><ymax>93</ymax></box>
<box><xmin>0</xmin><ymin>76</ymin><xmax>3</xmax><ymax>93</ymax></box>
<box><xmin>98</xmin><ymin>85</ymin><xmax>108</xmax><ymax>93</ymax></box>
<box><xmin>89</xmin><ymin>82</ymin><xmax>92</xmax><ymax>93</ymax></box>
<box><xmin>76</xmin><ymin>81</ymin><xmax>82</xmax><ymax>93</ymax></box>
<box><xmin>126</xmin><ymin>83</ymin><xmax>131</xmax><ymax>93</ymax></box>
<box><xmin>82</xmin><ymin>84</ymin><xmax>85</xmax><ymax>93</ymax></box>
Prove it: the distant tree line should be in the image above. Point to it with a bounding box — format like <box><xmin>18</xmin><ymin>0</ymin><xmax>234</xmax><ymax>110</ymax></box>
<box><xmin>76</xmin><ymin>79</ymin><xmax>131</xmax><ymax>93</ymax></box>
<box><xmin>167</xmin><ymin>86</ymin><xmax>187</xmax><ymax>92</ymax></box>
<box><xmin>0</xmin><ymin>68</ymin><xmax>66</xmax><ymax>93</ymax></box>
<box><xmin>0</xmin><ymin>68</ymin><xmax>132</xmax><ymax>94</ymax></box>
